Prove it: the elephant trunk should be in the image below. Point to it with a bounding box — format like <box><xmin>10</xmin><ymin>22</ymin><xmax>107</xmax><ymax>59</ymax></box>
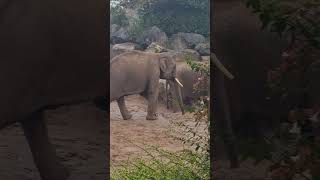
<box><xmin>168</xmin><ymin>79</ymin><xmax>185</xmax><ymax>115</ymax></box>
<box><xmin>166</xmin><ymin>80</ymin><xmax>169</xmax><ymax>109</ymax></box>
<box><xmin>211</xmin><ymin>53</ymin><xmax>234</xmax><ymax>80</ymax></box>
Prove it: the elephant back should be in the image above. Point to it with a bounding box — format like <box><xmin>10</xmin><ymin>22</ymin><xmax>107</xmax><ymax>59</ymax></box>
<box><xmin>0</xmin><ymin>0</ymin><xmax>107</xmax><ymax>128</ymax></box>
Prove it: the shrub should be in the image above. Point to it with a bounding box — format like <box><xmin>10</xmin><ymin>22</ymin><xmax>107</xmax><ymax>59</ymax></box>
<box><xmin>111</xmin><ymin>146</ymin><xmax>209</xmax><ymax>180</ymax></box>
<box><xmin>239</xmin><ymin>1</ymin><xmax>320</xmax><ymax>179</ymax></box>
<box><xmin>111</xmin><ymin>5</ymin><xmax>129</xmax><ymax>27</ymax></box>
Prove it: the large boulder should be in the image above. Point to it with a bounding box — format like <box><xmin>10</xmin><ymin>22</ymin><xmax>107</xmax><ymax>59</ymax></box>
<box><xmin>110</xmin><ymin>42</ymin><xmax>141</xmax><ymax>59</ymax></box>
<box><xmin>145</xmin><ymin>42</ymin><xmax>168</xmax><ymax>53</ymax></box>
<box><xmin>136</xmin><ymin>26</ymin><xmax>168</xmax><ymax>47</ymax></box>
<box><xmin>111</xmin><ymin>27</ymin><xmax>130</xmax><ymax>44</ymax></box>
<box><xmin>170</xmin><ymin>32</ymin><xmax>206</xmax><ymax>49</ymax></box>
<box><xmin>195</xmin><ymin>43</ymin><xmax>210</xmax><ymax>56</ymax></box>
<box><xmin>174</xmin><ymin>49</ymin><xmax>202</xmax><ymax>62</ymax></box>
<box><xmin>110</xmin><ymin>24</ymin><xmax>120</xmax><ymax>36</ymax></box>
<box><xmin>169</xmin><ymin>34</ymin><xmax>189</xmax><ymax>50</ymax></box>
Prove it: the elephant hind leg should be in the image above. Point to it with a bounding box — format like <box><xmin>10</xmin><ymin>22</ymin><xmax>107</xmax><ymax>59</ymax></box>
<box><xmin>21</xmin><ymin>110</ymin><xmax>70</xmax><ymax>180</ymax></box>
<box><xmin>117</xmin><ymin>96</ymin><xmax>132</xmax><ymax>120</ymax></box>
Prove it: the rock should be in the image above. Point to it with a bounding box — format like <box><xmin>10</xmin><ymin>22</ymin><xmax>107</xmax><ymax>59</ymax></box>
<box><xmin>111</xmin><ymin>27</ymin><xmax>130</xmax><ymax>44</ymax></box>
<box><xmin>110</xmin><ymin>42</ymin><xmax>141</xmax><ymax>59</ymax></box>
<box><xmin>110</xmin><ymin>24</ymin><xmax>120</xmax><ymax>36</ymax></box>
<box><xmin>170</xmin><ymin>32</ymin><xmax>206</xmax><ymax>49</ymax></box>
<box><xmin>137</xmin><ymin>26</ymin><xmax>168</xmax><ymax>47</ymax></box>
<box><xmin>169</xmin><ymin>34</ymin><xmax>189</xmax><ymax>50</ymax></box>
<box><xmin>113</xmin><ymin>42</ymin><xmax>141</xmax><ymax>50</ymax></box>
<box><xmin>145</xmin><ymin>42</ymin><xmax>168</xmax><ymax>53</ymax></box>
<box><xmin>195</xmin><ymin>43</ymin><xmax>210</xmax><ymax>56</ymax></box>
<box><xmin>174</xmin><ymin>49</ymin><xmax>202</xmax><ymax>62</ymax></box>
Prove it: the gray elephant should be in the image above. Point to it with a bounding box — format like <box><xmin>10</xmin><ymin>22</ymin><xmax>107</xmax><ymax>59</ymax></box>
<box><xmin>110</xmin><ymin>50</ymin><xmax>184</xmax><ymax>120</ymax></box>
<box><xmin>166</xmin><ymin>61</ymin><xmax>210</xmax><ymax>111</ymax></box>
<box><xmin>0</xmin><ymin>0</ymin><xmax>106</xmax><ymax>179</ymax></box>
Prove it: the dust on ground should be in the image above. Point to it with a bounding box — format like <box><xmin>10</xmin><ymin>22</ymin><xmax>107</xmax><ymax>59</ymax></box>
<box><xmin>110</xmin><ymin>95</ymin><xmax>188</xmax><ymax>166</ymax></box>
<box><xmin>0</xmin><ymin>103</ymin><xmax>107</xmax><ymax>180</ymax></box>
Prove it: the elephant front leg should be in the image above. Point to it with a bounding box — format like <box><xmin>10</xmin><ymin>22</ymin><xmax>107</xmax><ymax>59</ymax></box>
<box><xmin>117</xmin><ymin>96</ymin><xmax>132</xmax><ymax>120</ymax></box>
<box><xmin>21</xmin><ymin>110</ymin><xmax>70</xmax><ymax>180</ymax></box>
<box><xmin>146</xmin><ymin>83</ymin><xmax>160</xmax><ymax>120</ymax></box>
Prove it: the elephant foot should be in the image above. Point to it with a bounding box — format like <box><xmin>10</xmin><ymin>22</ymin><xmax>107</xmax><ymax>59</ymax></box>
<box><xmin>146</xmin><ymin>113</ymin><xmax>158</xmax><ymax>120</ymax></box>
<box><xmin>122</xmin><ymin>114</ymin><xmax>132</xmax><ymax>120</ymax></box>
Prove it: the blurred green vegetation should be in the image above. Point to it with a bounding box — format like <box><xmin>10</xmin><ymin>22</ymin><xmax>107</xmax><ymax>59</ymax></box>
<box><xmin>110</xmin><ymin>0</ymin><xmax>210</xmax><ymax>36</ymax></box>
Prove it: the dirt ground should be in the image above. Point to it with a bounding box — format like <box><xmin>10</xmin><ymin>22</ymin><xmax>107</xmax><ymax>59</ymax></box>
<box><xmin>110</xmin><ymin>95</ymin><xmax>274</xmax><ymax>180</ymax></box>
<box><xmin>0</xmin><ymin>103</ymin><xmax>108</xmax><ymax>180</ymax></box>
<box><xmin>0</xmin><ymin>94</ymin><xmax>272</xmax><ymax>180</ymax></box>
<box><xmin>110</xmin><ymin>95</ymin><xmax>187</xmax><ymax>167</ymax></box>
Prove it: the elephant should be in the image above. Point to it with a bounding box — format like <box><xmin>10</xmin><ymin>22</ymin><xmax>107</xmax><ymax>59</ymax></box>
<box><xmin>0</xmin><ymin>0</ymin><xmax>107</xmax><ymax>179</ymax></box>
<box><xmin>165</xmin><ymin>61</ymin><xmax>210</xmax><ymax>111</ymax></box>
<box><xmin>211</xmin><ymin>0</ymin><xmax>288</xmax><ymax>169</ymax></box>
<box><xmin>110</xmin><ymin>50</ymin><xmax>185</xmax><ymax>120</ymax></box>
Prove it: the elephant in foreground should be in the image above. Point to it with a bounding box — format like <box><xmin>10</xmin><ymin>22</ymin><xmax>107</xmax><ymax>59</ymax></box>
<box><xmin>211</xmin><ymin>0</ymin><xmax>288</xmax><ymax>169</ymax></box>
<box><xmin>110</xmin><ymin>50</ymin><xmax>184</xmax><ymax>120</ymax></box>
<box><xmin>0</xmin><ymin>0</ymin><xmax>106</xmax><ymax>179</ymax></box>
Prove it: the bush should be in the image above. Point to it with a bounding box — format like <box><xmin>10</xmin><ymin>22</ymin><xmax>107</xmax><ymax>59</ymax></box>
<box><xmin>111</xmin><ymin>0</ymin><xmax>210</xmax><ymax>37</ymax></box>
<box><xmin>246</xmin><ymin>0</ymin><xmax>320</xmax><ymax>48</ymax></box>
<box><xmin>111</xmin><ymin>146</ymin><xmax>209</xmax><ymax>180</ymax></box>
<box><xmin>137</xmin><ymin>0</ymin><xmax>210</xmax><ymax>36</ymax></box>
<box><xmin>111</xmin><ymin>6</ymin><xmax>129</xmax><ymax>27</ymax></box>
<box><xmin>239</xmin><ymin>1</ymin><xmax>320</xmax><ymax>179</ymax></box>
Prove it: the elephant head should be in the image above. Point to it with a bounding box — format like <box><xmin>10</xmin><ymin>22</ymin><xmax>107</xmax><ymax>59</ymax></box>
<box><xmin>158</xmin><ymin>52</ymin><xmax>177</xmax><ymax>80</ymax></box>
<box><xmin>158</xmin><ymin>52</ymin><xmax>185</xmax><ymax>114</ymax></box>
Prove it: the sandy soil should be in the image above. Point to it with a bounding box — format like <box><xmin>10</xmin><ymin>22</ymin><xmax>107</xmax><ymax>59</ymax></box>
<box><xmin>111</xmin><ymin>95</ymin><xmax>273</xmax><ymax>180</ymax></box>
<box><xmin>0</xmin><ymin>103</ymin><xmax>107</xmax><ymax>180</ymax></box>
<box><xmin>110</xmin><ymin>95</ymin><xmax>187</xmax><ymax>166</ymax></box>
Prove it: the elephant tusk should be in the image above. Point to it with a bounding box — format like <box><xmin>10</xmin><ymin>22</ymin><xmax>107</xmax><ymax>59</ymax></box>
<box><xmin>211</xmin><ymin>53</ymin><xmax>235</xmax><ymax>80</ymax></box>
<box><xmin>175</xmin><ymin>78</ymin><xmax>183</xmax><ymax>88</ymax></box>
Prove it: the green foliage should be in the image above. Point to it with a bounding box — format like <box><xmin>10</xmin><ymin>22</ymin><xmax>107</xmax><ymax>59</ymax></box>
<box><xmin>116</xmin><ymin>0</ymin><xmax>152</xmax><ymax>9</ymax></box>
<box><xmin>111</xmin><ymin>0</ymin><xmax>210</xmax><ymax>36</ymax></box>
<box><xmin>186</xmin><ymin>58</ymin><xmax>210</xmax><ymax>77</ymax></box>
<box><xmin>246</xmin><ymin>0</ymin><xmax>320</xmax><ymax>48</ymax></box>
<box><xmin>181</xmin><ymin>54</ymin><xmax>210</xmax><ymax>157</ymax></box>
<box><xmin>241</xmin><ymin>1</ymin><xmax>320</xmax><ymax>179</ymax></box>
<box><xmin>137</xmin><ymin>0</ymin><xmax>210</xmax><ymax>36</ymax></box>
<box><xmin>111</xmin><ymin>5</ymin><xmax>129</xmax><ymax>27</ymax></box>
<box><xmin>111</xmin><ymin>146</ymin><xmax>209</xmax><ymax>180</ymax></box>
<box><xmin>127</xmin><ymin>18</ymin><xmax>145</xmax><ymax>37</ymax></box>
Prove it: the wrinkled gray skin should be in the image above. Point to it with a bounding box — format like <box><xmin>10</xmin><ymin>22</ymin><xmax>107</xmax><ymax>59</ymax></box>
<box><xmin>211</xmin><ymin>0</ymin><xmax>288</xmax><ymax>169</ymax></box>
<box><xmin>110</xmin><ymin>50</ymin><xmax>184</xmax><ymax>120</ymax></box>
<box><xmin>0</xmin><ymin>0</ymin><xmax>106</xmax><ymax>179</ymax></box>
